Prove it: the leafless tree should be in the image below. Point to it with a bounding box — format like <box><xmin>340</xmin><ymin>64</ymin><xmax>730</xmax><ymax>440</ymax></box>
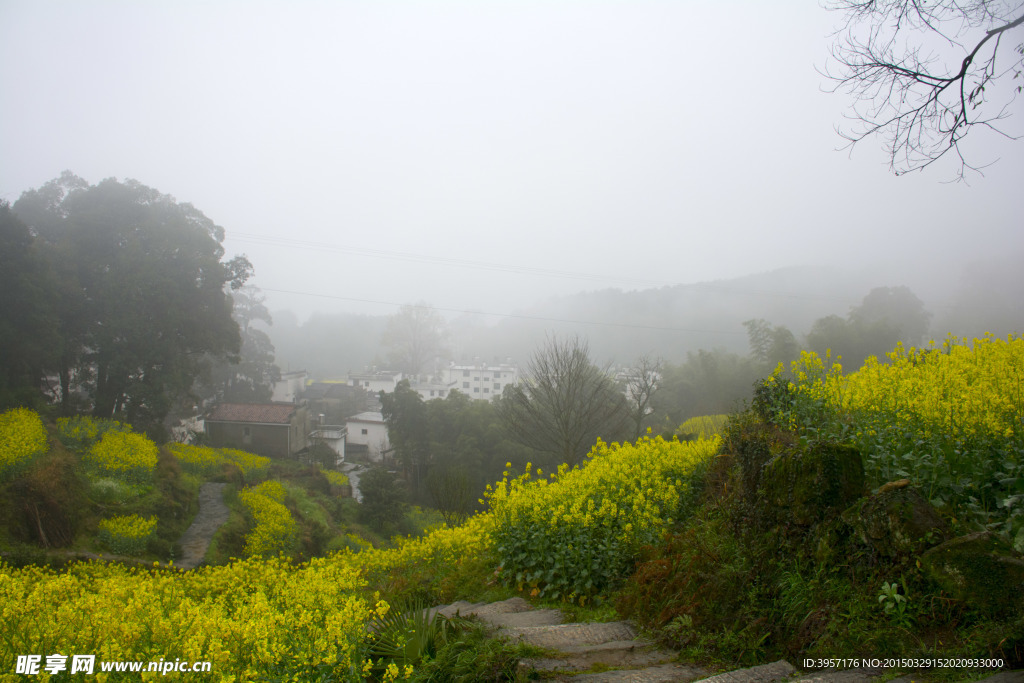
<box><xmin>623</xmin><ymin>354</ymin><xmax>663</xmax><ymax>441</ymax></box>
<box><xmin>380</xmin><ymin>302</ymin><xmax>449</xmax><ymax>379</ymax></box>
<box><xmin>824</xmin><ymin>0</ymin><xmax>1024</xmax><ymax>178</ymax></box>
<box><xmin>498</xmin><ymin>335</ymin><xmax>630</xmax><ymax>468</ymax></box>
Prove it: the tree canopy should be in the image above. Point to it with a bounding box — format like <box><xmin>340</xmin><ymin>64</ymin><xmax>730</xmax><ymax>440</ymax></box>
<box><xmin>498</xmin><ymin>336</ymin><xmax>630</xmax><ymax>468</ymax></box>
<box><xmin>11</xmin><ymin>173</ymin><xmax>251</xmax><ymax>436</ymax></box>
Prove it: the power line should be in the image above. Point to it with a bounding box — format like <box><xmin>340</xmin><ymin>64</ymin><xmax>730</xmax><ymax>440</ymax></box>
<box><xmin>226</xmin><ymin>230</ymin><xmax>868</xmax><ymax>306</ymax></box>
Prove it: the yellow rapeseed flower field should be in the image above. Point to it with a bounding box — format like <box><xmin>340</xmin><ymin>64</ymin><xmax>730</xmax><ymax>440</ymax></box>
<box><xmin>0</xmin><ymin>408</ymin><xmax>47</xmax><ymax>478</ymax></box>
<box><xmin>86</xmin><ymin>432</ymin><xmax>158</xmax><ymax>484</ymax></box>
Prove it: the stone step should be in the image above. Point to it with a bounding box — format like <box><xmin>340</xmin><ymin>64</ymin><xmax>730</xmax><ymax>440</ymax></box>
<box><xmin>434</xmin><ymin>596</ymin><xmax>565</xmax><ymax>628</ymax></box>
<box><xmin>504</xmin><ymin>620</ymin><xmax>640</xmax><ymax>650</ymax></box>
<box><xmin>524</xmin><ymin>639</ymin><xmax>680</xmax><ymax>674</ymax></box>
<box><xmin>696</xmin><ymin>660</ymin><xmax>797</xmax><ymax>683</ymax></box>
<box><xmin>556</xmin><ymin>662</ymin><xmax>712</xmax><ymax>682</ymax></box>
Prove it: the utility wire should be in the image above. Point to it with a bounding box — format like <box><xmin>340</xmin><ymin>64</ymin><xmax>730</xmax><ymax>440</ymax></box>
<box><xmin>226</xmin><ymin>230</ymin><xmax>868</xmax><ymax>306</ymax></box>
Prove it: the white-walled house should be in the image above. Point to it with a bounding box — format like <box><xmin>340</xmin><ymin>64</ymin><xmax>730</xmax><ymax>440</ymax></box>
<box><xmin>447</xmin><ymin>362</ymin><xmax>519</xmax><ymax>401</ymax></box>
<box><xmin>411</xmin><ymin>379</ymin><xmax>458</xmax><ymax>401</ymax></box>
<box><xmin>272</xmin><ymin>370</ymin><xmax>308</xmax><ymax>403</ymax></box>
<box><xmin>344</xmin><ymin>411</ymin><xmax>390</xmax><ymax>463</ymax></box>
<box><xmin>348</xmin><ymin>371</ymin><xmax>403</xmax><ymax>395</ymax></box>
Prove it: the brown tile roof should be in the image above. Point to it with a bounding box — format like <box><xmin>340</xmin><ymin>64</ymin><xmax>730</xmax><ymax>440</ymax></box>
<box><xmin>206</xmin><ymin>403</ymin><xmax>298</xmax><ymax>424</ymax></box>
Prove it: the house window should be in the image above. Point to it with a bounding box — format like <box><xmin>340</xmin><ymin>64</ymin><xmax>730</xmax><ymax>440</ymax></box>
<box><xmin>474</xmin><ymin>388</ymin><xmax>479</xmax><ymax>393</ymax></box>
<box><xmin>361</xmin><ymin>428</ymin><xmax>368</xmax><ymax>435</ymax></box>
<box><xmin>494</xmin><ymin>383</ymin><xmax>501</xmax><ymax>390</ymax></box>
<box><xmin>463</xmin><ymin>370</ymin><xmax>470</xmax><ymax>377</ymax></box>
<box><xmin>474</xmin><ymin>377</ymin><xmax>480</xmax><ymax>381</ymax></box>
<box><xmin>430</xmin><ymin>390</ymin><xmax>435</xmax><ymax>397</ymax></box>
<box><xmin>243</xmin><ymin>426</ymin><xmax>251</xmax><ymax>445</ymax></box>
<box><xmin>463</xmin><ymin>382</ymin><xmax>470</xmax><ymax>388</ymax></box>
<box><xmin>494</xmin><ymin>372</ymin><xmax>501</xmax><ymax>379</ymax></box>
<box><xmin>483</xmin><ymin>388</ymin><xmax>489</xmax><ymax>393</ymax></box>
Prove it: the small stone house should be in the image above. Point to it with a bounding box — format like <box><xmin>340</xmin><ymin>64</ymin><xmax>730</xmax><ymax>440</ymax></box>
<box><xmin>204</xmin><ymin>402</ymin><xmax>310</xmax><ymax>458</ymax></box>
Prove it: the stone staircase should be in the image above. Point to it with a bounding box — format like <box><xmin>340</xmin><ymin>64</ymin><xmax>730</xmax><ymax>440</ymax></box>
<box><xmin>432</xmin><ymin>598</ymin><xmax>1023</xmax><ymax>682</ymax></box>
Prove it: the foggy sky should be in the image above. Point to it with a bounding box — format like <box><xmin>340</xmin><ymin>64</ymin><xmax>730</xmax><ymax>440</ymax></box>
<box><xmin>2</xmin><ymin>1</ymin><xmax>1021</xmax><ymax>323</ymax></box>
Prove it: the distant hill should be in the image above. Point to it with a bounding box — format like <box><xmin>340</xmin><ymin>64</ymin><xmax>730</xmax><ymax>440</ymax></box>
<box><xmin>457</xmin><ymin>264</ymin><xmax>917</xmax><ymax>364</ymax></box>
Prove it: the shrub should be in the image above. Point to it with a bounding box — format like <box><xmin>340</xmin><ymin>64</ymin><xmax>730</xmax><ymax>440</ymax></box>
<box><xmin>487</xmin><ymin>435</ymin><xmax>719</xmax><ymax>600</ymax></box>
<box><xmin>0</xmin><ymin>407</ymin><xmax>48</xmax><ymax>479</ymax></box>
<box><xmin>166</xmin><ymin>445</ymin><xmax>270</xmax><ymax>482</ymax></box>
<box><xmin>86</xmin><ymin>431</ymin><xmax>159</xmax><ymax>484</ymax></box>
<box><xmin>97</xmin><ymin>514</ymin><xmax>157</xmax><ymax>556</ymax></box>
<box><xmin>238</xmin><ymin>482</ymin><xmax>297</xmax><ymax>558</ymax></box>
<box><xmin>88</xmin><ymin>477</ymin><xmax>144</xmax><ymax>505</ymax></box>
<box><xmin>219</xmin><ymin>448</ymin><xmax>270</xmax><ymax>480</ymax></box>
<box><xmin>322</xmin><ymin>468</ymin><xmax>350</xmax><ymax>487</ymax></box>
<box><xmin>777</xmin><ymin>335</ymin><xmax>1024</xmax><ymax>545</ymax></box>
<box><xmin>56</xmin><ymin>415</ymin><xmax>131</xmax><ymax>452</ymax></box>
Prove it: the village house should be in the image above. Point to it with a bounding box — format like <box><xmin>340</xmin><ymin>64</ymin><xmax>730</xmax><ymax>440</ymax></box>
<box><xmin>204</xmin><ymin>402</ymin><xmax>311</xmax><ymax>459</ymax></box>
<box><xmin>447</xmin><ymin>361</ymin><xmax>519</xmax><ymax>401</ymax></box>
<box><xmin>344</xmin><ymin>411</ymin><xmax>390</xmax><ymax>463</ymax></box>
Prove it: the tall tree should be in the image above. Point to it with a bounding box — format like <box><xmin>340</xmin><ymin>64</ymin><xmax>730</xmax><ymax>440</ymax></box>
<box><xmin>743</xmin><ymin>319</ymin><xmax>800</xmax><ymax>371</ymax></box>
<box><xmin>380</xmin><ymin>379</ymin><xmax>431</xmax><ymax>498</ymax></box>
<box><xmin>825</xmin><ymin>0</ymin><xmax>1024</xmax><ymax>178</ymax></box>
<box><xmin>200</xmin><ymin>286</ymin><xmax>281</xmax><ymax>403</ymax></box>
<box><xmin>622</xmin><ymin>354</ymin><xmax>662</xmax><ymax>441</ymax></box>
<box><xmin>498</xmin><ymin>336</ymin><xmax>629</xmax><ymax>468</ymax></box>
<box><xmin>380</xmin><ymin>302</ymin><xmax>449</xmax><ymax>379</ymax></box>
<box><xmin>0</xmin><ymin>202</ymin><xmax>60</xmax><ymax>409</ymax></box>
<box><xmin>806</xmin><ymin>286</ymin><xmax>932</xmax><ymax>368</ymax></box>
<box><xmin>12</xmin><ymin>174</ymin><xmax>251</xmax><ymax>436</ymax></box>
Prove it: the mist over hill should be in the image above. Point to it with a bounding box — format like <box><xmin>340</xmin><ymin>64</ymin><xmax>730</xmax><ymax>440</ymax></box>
<box><xmin>268</xmin><ymin>256</ymin><xmax>1022</xmax><ymax>379</ymax></box>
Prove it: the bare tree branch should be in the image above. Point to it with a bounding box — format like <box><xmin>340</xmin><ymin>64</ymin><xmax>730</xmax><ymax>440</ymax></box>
<box><xmin>498</xmin><ymin>335</ymin><xmax>630</xmax><ymax>468</ymax></box>
<box><xmin>824</xmin><ymin>0</ymin><xmax>1024</xmax><ymax>179</ymax></box>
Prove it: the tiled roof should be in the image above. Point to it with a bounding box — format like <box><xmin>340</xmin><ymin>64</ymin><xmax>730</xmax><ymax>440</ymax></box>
<box><xmin>206</xmin><ymin>403</ymin><xmax>298</xmax><ymax>424</ymax></box>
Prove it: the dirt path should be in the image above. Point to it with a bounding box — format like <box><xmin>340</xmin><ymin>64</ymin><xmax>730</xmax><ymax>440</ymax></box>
<box><xmin>175</xmin><ymin>482</ymin><xmax>230</xmax><ymax>569</ymax></box>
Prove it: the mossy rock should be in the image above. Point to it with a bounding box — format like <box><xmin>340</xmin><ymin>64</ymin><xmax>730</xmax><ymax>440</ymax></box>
<box><xmin>761</xmin><ymin>442</ymin><xmax>865</xmax><ymax>526</ymax></box>
<box><xmin>920</xmin><ymin>531</ymin><xmax>1024</xmax><ymax>618</ymax></box>
<box><xmin>841</xmin><ymin>481</ymin><xmax>949</xmax><ymax>558</ymax></box>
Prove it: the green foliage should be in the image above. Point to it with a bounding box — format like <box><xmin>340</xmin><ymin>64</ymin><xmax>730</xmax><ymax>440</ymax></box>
<box><xmin>55</xmin><ymin>415</ymin><xmax>132</xmax><ymax>452</ymax></box>
<box><xmin>97</xmin><ymin>514</ymin><xmax>157</xmax><ymax>556</ymax></box>
<box><xmin>806</xmin><ymin>286</ymin><xmax>931</xmax><ymax>370</ymax></box>
<box><xmin>359</xmin><ymin>467</ymin><xmax>408</xmax><ymax>534</ymax></box>
<box><xmin>166</xmin><ymin>444</ymin><xmax>269</xmax><ymax>482</ymax></box>
<box><xmin>0</xmin><ymin>202</ymin><xmax>59</xmax><ymax>411</ymax></box>
<box><xmin>12</xmin><ymin>173</ymin><xmax>251</xmax><ymax>435</ymax></box>
<box><xmin>364</xmin><ymin>600</ymin><xmax>458</xmax><ymax>676</ymax></box>
<box><xmin>405</xmin><ymin>618</ymin><xmax>540</xmax><ymax>682</ymax></box>
<box><xmin>878</xmin><ymin>580</ymin><xmax>912</xmax><ymax>629</ymax></box>
<box><xmin>488</xmin><ymin>436</ymin><xmax>718</xmax><ymax>600</ymax></box>
<box><xmin>651</xmin><ymin>349</ymin><xmax>763</xmax><ymax>434</ymax></box>
<box><xmin>774</xmin><ymin>338</ymin><xmax>1024</xmax><ymax>544</ymax></box>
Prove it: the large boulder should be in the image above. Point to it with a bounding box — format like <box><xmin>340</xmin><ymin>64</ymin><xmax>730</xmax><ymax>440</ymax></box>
<box><xmin>920</xmin><ymin>531</ymin><xmax>1024</xmax><ymax>618</ymax></box>
<box><xmin>760</xmin><ymin>442</ymin><xmax>865</xmax><ymax>526</ymax></box>
<box><xmin>842</xmin><ymin>480</ymin><xmax>949</xmax><ymax>558</ymax></box>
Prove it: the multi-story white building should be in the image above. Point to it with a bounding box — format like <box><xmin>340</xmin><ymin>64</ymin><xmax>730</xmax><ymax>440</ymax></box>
<box><xmin>447</xmin><ymin>362</ymin><xmax>519</xmax><ymax>401</ymax></box>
